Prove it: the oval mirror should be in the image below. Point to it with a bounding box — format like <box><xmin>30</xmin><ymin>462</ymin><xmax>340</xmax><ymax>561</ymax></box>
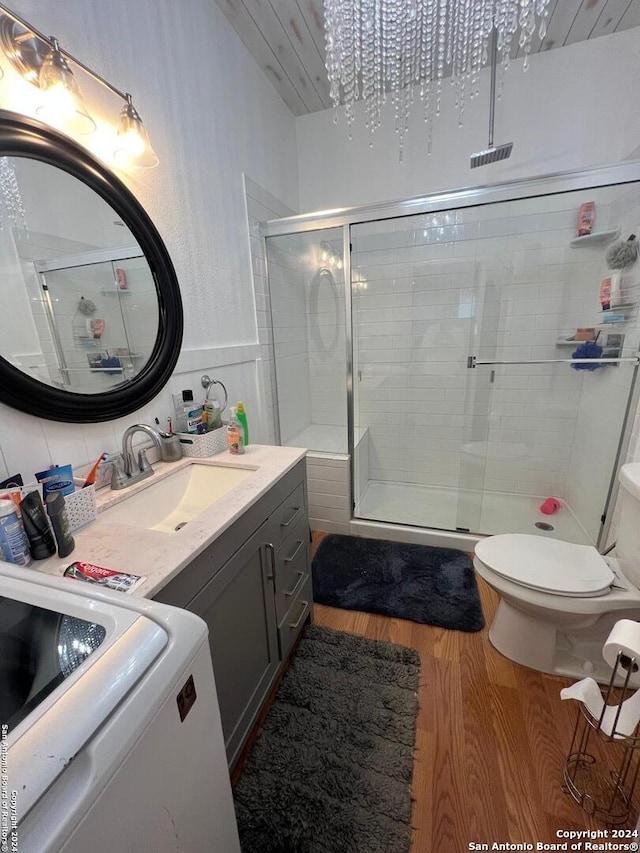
<box><xmin>0</xmin><ymin>110</ymin><xmax>182</xmax><ymax>422</ymax></box>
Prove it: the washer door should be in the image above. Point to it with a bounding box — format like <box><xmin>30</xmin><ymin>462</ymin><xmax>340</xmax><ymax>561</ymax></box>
<box><xmin>0</xmin><ymin>597</ymin><xmax>106</xmax><ymax>731</ymax></box>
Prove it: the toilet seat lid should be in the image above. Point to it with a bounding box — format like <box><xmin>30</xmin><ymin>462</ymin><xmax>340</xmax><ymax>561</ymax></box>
<box><xmin>475</xmin><ymin>534</ymin><xmax>614</xmax><ymax>597</ymax></box>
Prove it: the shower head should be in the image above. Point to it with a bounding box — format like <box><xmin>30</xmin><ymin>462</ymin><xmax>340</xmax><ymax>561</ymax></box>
<box><xmin>470</xmin><ymin>142</ymin><xmax>513</xmax><ymax>169</ymax></box>
<box><xmin>470</xmin><ymin>32</ymin><xmax>513</xmax><ymax>169</ymax></box>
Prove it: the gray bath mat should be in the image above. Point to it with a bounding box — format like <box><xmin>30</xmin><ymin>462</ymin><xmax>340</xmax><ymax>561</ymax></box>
<box><xmin>233</xmin><ymin>625</ymin><xmax>420</xmax><ymax>853</ymax></box>
<box><xmin>312</xmin><ymin>534</ymin><xmax>484</xmax><ymax>632</ymax></box>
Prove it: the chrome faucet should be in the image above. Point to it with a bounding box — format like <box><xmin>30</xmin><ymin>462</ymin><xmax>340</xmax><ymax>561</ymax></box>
<box><xmin>111</xmin><ymin>423</ymin><xmax>162</xmax><ymax>490</ymax></box>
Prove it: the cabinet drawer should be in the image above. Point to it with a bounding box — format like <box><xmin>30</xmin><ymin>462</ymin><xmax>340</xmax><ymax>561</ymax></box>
<box><xmin>277</xmin><ymin>574</ymin><xmax>313</xmax><ymax>659</ymax></box>
<box><xmin>269</xmin><ymin>481</ymin><xmax>306</xmax><ymax>551</ymax></box>
<box><xmin>274</xmin><ymin>516</ymin><xmax>309</xmax><ymax>621</ymax></box>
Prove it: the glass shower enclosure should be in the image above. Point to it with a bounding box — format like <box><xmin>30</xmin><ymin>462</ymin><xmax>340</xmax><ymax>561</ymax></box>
<box><xmin>263</xmin><ymin>162</ymin><xmax>640</xmax><ymax>548</ymax></box>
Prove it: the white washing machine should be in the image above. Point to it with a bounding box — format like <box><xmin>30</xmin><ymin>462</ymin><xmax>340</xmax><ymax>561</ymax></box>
<box><xmin>0</xmin><ymin>561</ymin><xmax>241</xmax><ymax>853</ymax></box>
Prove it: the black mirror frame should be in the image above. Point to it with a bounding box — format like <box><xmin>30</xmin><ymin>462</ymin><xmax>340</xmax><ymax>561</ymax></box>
<box><xmin>0</xmin><ymin>109</ymin><xmax>183</xmax><ymax>423</ymax></box>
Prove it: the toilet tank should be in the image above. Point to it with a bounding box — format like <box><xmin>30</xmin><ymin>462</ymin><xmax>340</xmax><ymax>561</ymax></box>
<box><xmin>616</xmin><ymin>462</ymin><xmax>640</xmax><ymax>586</ymax></box>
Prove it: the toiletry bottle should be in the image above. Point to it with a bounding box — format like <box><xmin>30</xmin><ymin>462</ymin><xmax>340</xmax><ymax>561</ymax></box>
<box><xmin>609</xmin><ymin>271</ymin><xmax>622</xmax><ymax>308</ymax></box>
<box><xmin>20</xmin><ymin>490</ymin><xmax>56</xmax><ymax>559</ymax></box>
<box><xmin>226</xmin><ymin>407</ymin><xmax>245</xmax><ymax>455</ymax></box>
<box><xmin>173</xmin><ymin>390</ymin><xmax>194</xmax><ymax>433</ymax></box>
<box><xmin>45</xmin><ymin>492</ymin><xmax>75</xmax><ymax>558</ymax></box>
<box><xmin>204</xmin><ymin>398</ymin><xmax>222</xmax><ymax>430</ymax></box>
<box><xmin>600</xmin><ymin>277</ymin><xmax>612</xmax><ymax>311</ymax></box>
<box><xmin>0</xmin><ymin>499</ymin><xmax>32</xmax><ymax>566</ymax></box>
<box><xmin>577</xmin><ymin>201</ymin><xmax>595</xmax><ymax>237</ymax></box>
<box><xmin>236</xmin><ymin>401</ymin><xmax>249</xmax><ymax>447</ymax></box>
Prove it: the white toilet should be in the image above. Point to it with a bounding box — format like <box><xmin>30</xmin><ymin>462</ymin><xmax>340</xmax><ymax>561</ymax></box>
<box><xmin>474</xmin><ymin>461</ymin><xmax>640</xmax><ymax>685</ymax></box>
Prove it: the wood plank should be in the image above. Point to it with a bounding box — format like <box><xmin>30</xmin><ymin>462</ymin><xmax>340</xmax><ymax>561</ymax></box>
<box><xmin>566</xmin><ymin>0</ymin><xmax>609</xmax><ymax>45</ymax></box>
<box><xmin>268</xmin><ymin>0</ymin><xmax>331</xmax><ymax>107</ymax></box>
<box><xmin>242</xmin><ymin>531</ymin><xmax>640</xmax><ymax>847</ymax></box>
<box><xmin>296</xmin><ymin>0</ymin><xmax>327</xmax><ymax>63</ymax></box>
<box><xmin>539</xmin><ymin>0</ymin><xmax>583</xmax><ymax>51</ymax></box>
<box><xmin>617</xmin><ymin>0</ymin><xmax>640</xmax><ymax>29</ymax></box>
<box><xmin>590</xmin><ymin>0</ymin><xmax>635</xmax><ymax>38</ymax></box>
<box><xmin>240</xmin><ymin>0</ymin><xmax>326</xmax><ymax>112</ymax></box>
<box><xmin>214</xmin><ymin>0</ymin><xmax>308</xmax><ymax>115</ymax></box>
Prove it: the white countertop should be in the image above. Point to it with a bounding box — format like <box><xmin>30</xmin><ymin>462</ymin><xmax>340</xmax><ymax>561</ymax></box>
<box><xmin>26</xmin><ymin>444</ymin><xmax>306</xmax><ymax>599</ymax></box>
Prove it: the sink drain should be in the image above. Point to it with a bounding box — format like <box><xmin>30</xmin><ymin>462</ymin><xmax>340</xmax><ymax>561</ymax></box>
<box><xmin>175</xmin><ymin>521</ymin><xmax>188</xmax><ymax>531</ymax></box>
<box><xmin>535</xmin><ymin>521</ymin><xmax>554</xmax><ymax>531</ymax></box>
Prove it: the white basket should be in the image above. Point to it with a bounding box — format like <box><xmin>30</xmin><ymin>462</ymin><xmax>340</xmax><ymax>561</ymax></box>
<box><xmin>177</xmin><ymin>426</ymin><xmax>227</xmax><ymax>458</ymax></box>
<box><xmin>65</xmin><ymin>484</ymin><xmax>97</xmax><ymax>532</ymax></box>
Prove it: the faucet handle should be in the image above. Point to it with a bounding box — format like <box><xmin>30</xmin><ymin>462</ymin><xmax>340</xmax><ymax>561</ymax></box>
<box><xmin>110</xmin><ymin>456</ymin><xmax>129</xmax><ymax>490</ymax></box>
<box><xmin>138</xmin><ymin>449</ymin><xmax>153</xmax><ymax>474</ymax></box>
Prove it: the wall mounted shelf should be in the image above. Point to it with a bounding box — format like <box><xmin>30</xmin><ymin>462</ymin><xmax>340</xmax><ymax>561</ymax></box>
<box><xmin>555</xmin><ymin>339</ymin><xmax>586</xmax><ymax>347</ymax></box>
<box><xmin>569</xmin><ymin>228</ymin><xmax>620</xmax><ymax>248</ymax></box>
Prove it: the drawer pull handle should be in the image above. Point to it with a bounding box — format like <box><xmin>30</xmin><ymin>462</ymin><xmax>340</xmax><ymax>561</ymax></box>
<box><xmin>265</xmin><ymin>542</ymin><xmax>276</xmax><ymax>582</ymax></box>
<box><xmin>284</xmin><ymin>570</ymin><xmax>305</xmax><ymax>597</ymax></box>
<box><xmin>284</xmin><ymin>540</ymin><xmax>304</xmax><ymax>563</ymax></box>
<box><xmin>289</xmin><ymin>600</ymin><xmax>308</xmax><ymax>630</ymax></box>
<box><xmin>280</xmin><ymin>507</ymin><xmax>300</xmax><ymax>528</ymax></box>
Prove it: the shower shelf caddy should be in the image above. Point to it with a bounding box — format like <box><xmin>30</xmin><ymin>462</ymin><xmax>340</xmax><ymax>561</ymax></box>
<box><xmin>569</xmin><ymin>228</ymin><xmax>620</xmax><ymax>248</ymax></box>
<box><xmin>563</xmin><ymin>651</ymin><xmax>640</xmax><ymax>826</ymax></box>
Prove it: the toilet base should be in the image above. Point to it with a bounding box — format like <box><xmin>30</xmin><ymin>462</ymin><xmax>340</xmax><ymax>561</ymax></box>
<box><xmin>489</xmin><ymin>599</ymin><xmax>640</xmax><ymax>687</ymax></box>
<box><xmin>490</xmin><ymin>599</ymin><xmax>557</xmax><ymax>672</ymax></box>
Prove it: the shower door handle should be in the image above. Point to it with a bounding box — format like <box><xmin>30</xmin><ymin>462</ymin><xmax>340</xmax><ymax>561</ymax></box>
<box><xmin>468</xmin><ymin>356</ymin><xmax>640</xmax><ymax>367</ymax></box>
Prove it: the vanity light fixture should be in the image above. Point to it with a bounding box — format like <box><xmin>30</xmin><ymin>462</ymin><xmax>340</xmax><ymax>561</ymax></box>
<box><xmin>114</xmin><ymin>94</ymin><xmax>159</xmax><ymax>169</ymax></box>
<box><xmin>0</xmin><ymin>2</ymin><xmax>158</xmax><ymax>167</ymax></box>
<box><xmin>36</xmin><ymin>38</ymin><xmax>95</xmax><ymax>135</ymax></box>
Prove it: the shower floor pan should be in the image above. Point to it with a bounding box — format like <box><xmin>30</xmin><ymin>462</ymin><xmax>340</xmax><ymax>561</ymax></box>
<box><xmin>355</xmin><ymin>479</ymin><xmax>593</xmax><ymax>546</ymax></box>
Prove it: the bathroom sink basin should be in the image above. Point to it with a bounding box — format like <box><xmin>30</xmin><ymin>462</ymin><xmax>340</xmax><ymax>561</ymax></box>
<box><xmin>99</xmin><ymin>463</ymin><xmax>256</xmax><ymax>533</ymax></box>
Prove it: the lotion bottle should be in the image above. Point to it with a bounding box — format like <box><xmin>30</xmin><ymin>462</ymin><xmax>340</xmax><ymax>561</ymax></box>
<box><xmin>226</xmin><ymin>407</ymin><xmax>245</xmax><ymax>455</ymax></box>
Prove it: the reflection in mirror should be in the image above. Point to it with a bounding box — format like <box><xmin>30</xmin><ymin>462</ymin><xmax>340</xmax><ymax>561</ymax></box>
<box><xmin>1</xmin><ymin>157</ymin><xmax>159</xmax><ymax>394</ymax></box>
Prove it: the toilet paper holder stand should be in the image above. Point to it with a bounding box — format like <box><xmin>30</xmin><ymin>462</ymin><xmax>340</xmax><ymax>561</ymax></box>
<box><xmin>563</xmin><ymin>649</ymin><xmax>640</xmax><ymax>826</ymax></box>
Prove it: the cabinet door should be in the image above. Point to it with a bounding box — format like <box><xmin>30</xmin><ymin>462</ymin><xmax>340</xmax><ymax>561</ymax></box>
<box><xmin>189</xmin><ymin>520</ymin><xmax>279</xmax><ymax>768</ymax></box>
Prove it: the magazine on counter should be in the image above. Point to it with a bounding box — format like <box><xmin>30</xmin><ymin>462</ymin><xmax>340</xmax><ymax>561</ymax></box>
<box><xmin>64</xmin><ymin>561</ymin><xmax>147</xmax><ymax>594</ymax></box>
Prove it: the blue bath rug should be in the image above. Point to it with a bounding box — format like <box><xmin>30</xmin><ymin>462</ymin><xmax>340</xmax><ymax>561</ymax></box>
<box><xmin>312</xmin><ymin>534</ymin><xmax>484</xmax><ymax>632</ymax></box>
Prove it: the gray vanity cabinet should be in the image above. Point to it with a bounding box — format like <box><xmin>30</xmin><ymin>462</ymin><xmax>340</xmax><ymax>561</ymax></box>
<box><xmin>188</xmin><ymin>521</ymin><xmax>279</xmax><ymax>765</ymax></box>
<box><xmin>153</xmin><ymin>460</ymin><xmax>312</xmax><ymax>769</ymax></box>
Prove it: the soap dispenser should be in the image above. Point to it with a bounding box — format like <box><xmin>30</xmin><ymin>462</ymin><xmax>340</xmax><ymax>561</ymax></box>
<box><xmin>226</xmin><ymin>407</ymin><xmax>245</xmax><ymax>455</ymax></box>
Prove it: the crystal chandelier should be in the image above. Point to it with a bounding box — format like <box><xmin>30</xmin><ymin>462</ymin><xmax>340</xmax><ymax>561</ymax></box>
<box><xmin>0</xmin><ymin>157</ymin><xmax>27</xmax><ymax>232</ymax></box>
<box><xmin>324</xmin><ymin>0</ymin><xmax>551</xmax><ymax>159</ymax></box>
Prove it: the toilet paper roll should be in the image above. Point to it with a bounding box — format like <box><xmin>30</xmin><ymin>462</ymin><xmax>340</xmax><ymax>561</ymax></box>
<box><xmin>603</xmin><ymin>619</ymin><xmax>640</xmax><ymax>670</ymax></box>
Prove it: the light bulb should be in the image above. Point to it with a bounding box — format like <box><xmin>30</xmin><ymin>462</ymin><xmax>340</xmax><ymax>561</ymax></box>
<box><xmin>36</xmin><ymin>39</ymin><xmax>95</xmax><ymax>135</ymax></box>
<box><xmin>114</xmin><ymin>95</ymin><xmax>158</xmax><ymax>168</ymax></box>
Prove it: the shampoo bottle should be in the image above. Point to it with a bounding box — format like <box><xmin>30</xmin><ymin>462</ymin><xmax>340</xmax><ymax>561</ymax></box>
<box><xmin>236</xmin><ymin>401</ymin><xmax>249</xmax><ymax>447</ymax></box>
<box><xmin>46</xmin><ymin>492</ymin><xmax>75</xmax><ymax>558</ymax></box>
<box><xmin>226</xmin><ymin>407</ymin><xmax>245</xmax><ymax>455</ymax></box>
<box><xmin>20</xmin><ymin>490</ymin><xmax>56</xmax><ymax>559</ymax></box>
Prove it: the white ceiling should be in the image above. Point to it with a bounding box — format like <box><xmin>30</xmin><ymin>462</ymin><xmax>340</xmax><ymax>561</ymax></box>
<box><xmin>213</xmin><ymin>0</ymin><xmax>640</xmax><ymax>116</ymax></box>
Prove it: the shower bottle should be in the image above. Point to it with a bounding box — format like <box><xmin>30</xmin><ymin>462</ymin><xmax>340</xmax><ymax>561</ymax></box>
<box><xmin>236</xmin><ymin>401</ymin><xmax>249</xmax><ymax>447</ymax></box>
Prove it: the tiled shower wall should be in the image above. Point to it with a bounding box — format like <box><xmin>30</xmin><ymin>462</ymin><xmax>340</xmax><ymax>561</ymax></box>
<box><xmin>261</xmin><ymin>225</ymin><xmax>346</xmax><ymax>450</ymax></box>
<box><xmin>351</xmin><ymin>184</ymin><xmax>636</xmax><ymax>519</ymax></box>
<box><xmin>569</xmin><ymin>184</ymin><xmax>640</xmax><ymax>541</ymax></box>
<box><xmin>306</xmin><ymin>236</ymin><xmax>346</xmax><ymax>434</ymax></box>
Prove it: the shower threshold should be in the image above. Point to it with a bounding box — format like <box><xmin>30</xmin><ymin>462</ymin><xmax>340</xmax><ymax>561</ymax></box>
<box><xmin>355</xmin><ymin>479</ymin><xmax>593</xmax><ymax>546</ymax></box>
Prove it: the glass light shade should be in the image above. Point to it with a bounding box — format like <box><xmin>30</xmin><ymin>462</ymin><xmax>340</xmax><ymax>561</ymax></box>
<box><xmin>114</xmin><ymin>99</ymin><xmax>159</xmax><ymax>169</ymax></box>
<box><xmin>36</xmin><ymin>44</ymin><xmax>96</xmax><ymax>135</ymax></box>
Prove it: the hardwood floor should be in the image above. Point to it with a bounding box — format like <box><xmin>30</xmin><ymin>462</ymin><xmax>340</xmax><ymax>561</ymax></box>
<box><xmin>309</xmin><ymin>531</ymin><xmax>640</xmax><ymax>851</ymax></box>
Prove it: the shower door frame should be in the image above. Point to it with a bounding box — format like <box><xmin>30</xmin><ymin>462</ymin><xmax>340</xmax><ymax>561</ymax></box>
<box><xmin>261</xmin><ymin>159</ymin><xmax>640</xmax><ymax>549</ymax></box>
